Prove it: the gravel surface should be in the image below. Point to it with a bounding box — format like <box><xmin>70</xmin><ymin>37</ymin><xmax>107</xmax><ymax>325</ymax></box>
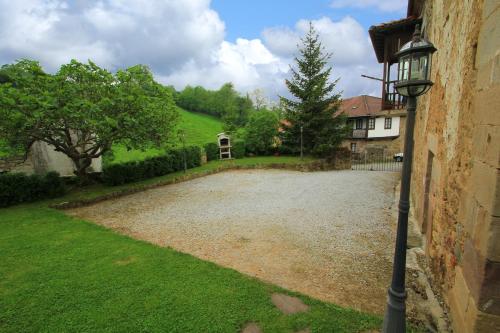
<box><xmin>68</xmin><ymin>169</ymin><xmax>399</xmax><ymax>314</ymax></box>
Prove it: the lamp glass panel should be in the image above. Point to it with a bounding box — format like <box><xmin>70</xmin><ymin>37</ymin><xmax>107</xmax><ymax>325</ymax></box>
<box><xmin>410</xmin><ymin>52</ymin><xmax>428</xmax><ymax>81</ymax></box>
<box><xmin>398</xmin><ymin>55</ymin><xmax>410</xmax><ymax>82</ymax></box>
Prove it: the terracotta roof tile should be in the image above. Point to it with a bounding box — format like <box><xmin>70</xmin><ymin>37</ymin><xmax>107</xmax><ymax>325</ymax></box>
<box><xmin>340</xmin><ymin>95</ymin><xmax>383</xmax><ymax>117</ymax></box>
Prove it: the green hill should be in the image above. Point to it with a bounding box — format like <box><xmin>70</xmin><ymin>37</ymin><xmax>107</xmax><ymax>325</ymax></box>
<box><xmin>177</xmin><ymin>108</ymin><xmax>223</xmax><ymax>146</ymax></box>
<box><xmin>107</xmin><ymin>108</ymin><xmax>223</xmax><ymax>164</ymax></box>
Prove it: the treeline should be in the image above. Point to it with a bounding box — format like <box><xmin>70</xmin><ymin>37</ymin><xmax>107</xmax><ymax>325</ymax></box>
<box><xmin>175</xmin><ymin>83</ymin><xmax>253</xmax><ymax>131</ymax></box>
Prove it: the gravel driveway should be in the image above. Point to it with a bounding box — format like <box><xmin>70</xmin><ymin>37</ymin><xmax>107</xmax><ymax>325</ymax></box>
<box><xmin>67</xmin><ymin>169</ymin><xmax>399</xmax><ymax>314</ymax></box>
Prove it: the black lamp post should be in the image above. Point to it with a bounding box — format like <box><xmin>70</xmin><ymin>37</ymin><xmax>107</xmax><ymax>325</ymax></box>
<box><xmin>382</xmin><ymin>24</ymin><xmax>436</xmax><ymax>333</ymax></box>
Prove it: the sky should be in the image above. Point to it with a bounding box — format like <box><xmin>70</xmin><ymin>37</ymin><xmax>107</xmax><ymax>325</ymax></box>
<box><xmin>0</xmin><ymin>0</ymin><xmax>407</xmax><ymax>101</ymax></box>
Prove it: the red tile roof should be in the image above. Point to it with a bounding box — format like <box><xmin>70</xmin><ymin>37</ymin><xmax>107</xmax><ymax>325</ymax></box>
<box><xmin>340</xmin><ymin>95</ymin><xmax>382</xmax><ymax>117</ymax></box>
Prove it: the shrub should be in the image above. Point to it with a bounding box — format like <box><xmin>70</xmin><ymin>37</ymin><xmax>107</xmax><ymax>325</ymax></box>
<box><xmin>204</xmin><ymin>142</ymin><xmax>219</xmax><ymax>161</ymax></box>
<box><xmin>232</xmin><ymin>140</ymin><xmax>246</xmax><ymax>159</ymax></box>
<box><xmin>102</xmin><ymin>146</ymin><xmax>202</xmax><ymax>186</ymax></box>
<box><xmin>0</xmin><ymin>171</ymin><xmax>66</xmax><ymax>207</ymax></box>
<box><xmin>244</xmin><ymin>110</ymin><xmax>279</xmax><ymax>155</ymax></box>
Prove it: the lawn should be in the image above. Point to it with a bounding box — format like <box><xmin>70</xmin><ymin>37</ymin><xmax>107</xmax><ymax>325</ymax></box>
<box><xmin>0</xmin><ymin>156</ymin><xmax>387</xmax><ymax>332</ymax></box>
<box><xmin>107</xmin><ymin>108</ymin><xmax>223</xmax><ymax>165</ymax></box>
<box><xmin>0</xmin><ymin>157</ymin><xmax>384</xmax><ymax>332</ymax></box>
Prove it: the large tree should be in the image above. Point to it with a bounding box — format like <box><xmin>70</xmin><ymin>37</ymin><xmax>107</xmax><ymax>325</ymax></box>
<box><xmin>280</xmin><ymin>23</ymin><xmax>348</xmax><ymax>156</ymax></box>
<box><xmin>0</xmin><ymin>59</ymin><xmax>178</xmax><ymax>179</ymax></box>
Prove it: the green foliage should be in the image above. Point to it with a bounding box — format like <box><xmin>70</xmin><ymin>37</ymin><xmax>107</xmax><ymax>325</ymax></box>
<box><xmin>244</xmin><ymin>110</ymin><xmax>279</xmax><ymax>155</ymax></box>
<box><xmin>0</xmin><ymin>171</ymin><xmax>65</xmax><ymax>207</ymax></box>
<box><xmin>231</xmin><ymin>140</ymin><xmax>246</xmax><ymax>159</ymax></box>
<box><xmin>176</xmin><ymin>108</ymin><xmax>223</xmax><ymax>147</ymax></box>
<box><xmin>204</xmin><ymin>142</ymin><xmax>219</xmax><ymax>161</ymax></box>
<box><xmin>177</xmin><ymin>83</ymin><xmax>254</xmax><ymax>131</ymax></box>
<box><xmin>105</xmin><ymin>108</ymin><xmax>224</xmax><ymax>166</ymax></box>
<box><xmin>0</xmin><ymin>59</ymin><xmax>178</xmax><ymax>178</ymax></box>
<box><xmin>102</xmin><ymin>146</ymin><xmax>201</xmax><ymax>185</ymax></box>
<box><xmin>280</xmin><ymin>23</ymin><xmax>348</xmax><ymax>157</ymax></box>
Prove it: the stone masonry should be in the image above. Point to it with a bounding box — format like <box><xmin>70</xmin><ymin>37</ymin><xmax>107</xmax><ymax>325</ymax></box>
<box><xmin>409</xmin><ymin>1</ymin><xmax>499</xmax><ymax>332</ymax></box>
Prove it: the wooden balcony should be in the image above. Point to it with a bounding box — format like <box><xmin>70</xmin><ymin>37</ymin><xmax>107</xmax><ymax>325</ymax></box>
<box><xmin>351</xmin><ymin>129</ymin><xmax>367</xmax><ymax>138</ymax></box>
<box><xmin>383</xmin><ymin>80</ymin><xmax>407</xmax><ymax>110</ymax></box>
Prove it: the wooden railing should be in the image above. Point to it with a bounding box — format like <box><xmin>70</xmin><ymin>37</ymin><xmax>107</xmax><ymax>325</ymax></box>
<box><xmin>383</xmin><ymin>80</ymin><xmax>407</xmax><ymax>110</ymax></box>
<box><xmin>351</xmin><ymin>129</ymin><xmax>367</xmax><ymax>138</ymax></box>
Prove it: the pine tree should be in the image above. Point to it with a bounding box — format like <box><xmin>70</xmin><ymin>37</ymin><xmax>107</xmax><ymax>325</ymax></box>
<box><xmin>280</xmin><ymin>23</ymin><xmax>347</xmax><ymax>156</ymax></box>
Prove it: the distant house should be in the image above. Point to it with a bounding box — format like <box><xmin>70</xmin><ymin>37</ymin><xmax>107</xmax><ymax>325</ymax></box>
<box><xmin>340</xmin><ymin>95</ymin><xmax>406</xmax><ymax>155</ymax></box>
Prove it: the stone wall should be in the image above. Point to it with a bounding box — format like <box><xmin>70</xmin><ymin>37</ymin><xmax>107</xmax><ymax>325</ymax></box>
<box><xmin>409</xmin><ymin>1</ymin><xmax>499</xmax><ymax>332</ymax></box>
<box><xmin>3</xmin><ymin>141</ymin><xmax>102</xmax><ymax>177</ymax></box>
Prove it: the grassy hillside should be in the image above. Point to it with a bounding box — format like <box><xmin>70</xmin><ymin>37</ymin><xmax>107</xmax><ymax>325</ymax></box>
<box><xmin>177</xmin><ymin>108</ymin><xmax>223</xmax><ymax>147</ymax></box>
<box><xmin>107</xmin><ymin>108</ymin><xmax>223</xmax><ymax>165</ymax></box>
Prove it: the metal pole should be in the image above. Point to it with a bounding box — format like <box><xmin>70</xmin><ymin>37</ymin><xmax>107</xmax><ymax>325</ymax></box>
<box><xmin>382</xmin><ymin>96</ymin><xmax>416</xmax><ymax>332</ymax></box>
<box><xmin>181</xmin><ymin>132</ymin><xmax>187</xmax><ymax>173</ymax></box>
<box><xmin>300</xmin><ymin>125</ymin><xmax>304</xmax><ymax>159</ymax></box>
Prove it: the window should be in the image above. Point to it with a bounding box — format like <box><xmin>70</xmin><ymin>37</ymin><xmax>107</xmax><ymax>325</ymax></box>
<box><xmin>355</xmin><ymin>118</ymin><xmax>363</xmax><ymax>129</ymax></box>
<box><xmin>368</xmin><ymin>118</ymin><xmax>375</xmax><ymax>130</ymax></box>
<box><xmin>384</xmin><ymin>117</ymin><xmax>392</xmax><ymax>129</ymax></box>
<box><xmin>350</xmin><ymin>143</ymin><xmax>357</xmax><ymax>153</ymax></box>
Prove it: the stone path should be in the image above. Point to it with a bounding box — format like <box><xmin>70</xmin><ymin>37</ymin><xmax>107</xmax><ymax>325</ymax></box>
<box><xmin>241</xmin><ymin>293</ymin><xmax>310</xmax><ymax>333</ymax></box>
<box><xmin>68</xmin><ymin>169</ymin><xmax>399</xmax><ymax>314</ymax></box>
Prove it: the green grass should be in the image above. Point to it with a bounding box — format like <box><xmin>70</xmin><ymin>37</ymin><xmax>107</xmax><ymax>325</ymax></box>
<box><xmin>0</xmin><ymin>206</ymin><xmax>381</xmax><ymax>333</ymax></box>
<box><xmin>0</xmin><ymin>156</ymin><xmax>385</xmax><ymax>332</ymax></box>
<box><xmin>177</xmin><ymin>108</ymin><xmax>223</xmax><ymax>147</ymax></box>
<box><xmin>0</xmin><ymin>157</ymin><xmax>385</xmax><ymax>332</ymax></box>
<box><xmin>107</xmin><ymin>108</ymin><xmax>223</xmax><ymax>165</ymax></box>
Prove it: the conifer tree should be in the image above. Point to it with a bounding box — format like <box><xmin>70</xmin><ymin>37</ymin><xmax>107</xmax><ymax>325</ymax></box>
<box><xmin>280</xmin><ymin>23</ymin><xmax>347</xmax><ymax>156</ymax></box>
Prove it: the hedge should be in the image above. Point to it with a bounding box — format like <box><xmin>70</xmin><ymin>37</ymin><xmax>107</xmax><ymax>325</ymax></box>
<box><xmin>232</xmin><ymin>140</ymin><xmax>246</xmax><ymax>159</ymax></box>
<box><xmin>102</xmin><ymin>146</ymin><xmax>202</xmax><ymax>186</ymax></box>
<box><xmin>204</xmin><ymin>142</ymin><xmax>219</xmax><ymax>161</ymax></box>
<box><xmin>0</xmin><ymin>171</ymin><xmax>66</xmax><ymax>207</ymax></box>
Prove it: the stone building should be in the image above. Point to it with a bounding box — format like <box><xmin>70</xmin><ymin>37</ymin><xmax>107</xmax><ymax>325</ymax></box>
<box><xmin>340</xmin><ymin>95</ymin><xmax>406</xmax><ymax>155</ymax></box>
<box><xmin>370</xmin><ymin>0</ymin><xmax>499</xmax><ymax>332</ymax></box>
<box><xmin>0</xmin><ymin>141</ymin><xmax>102</xmax><ymax>177</ymax></box>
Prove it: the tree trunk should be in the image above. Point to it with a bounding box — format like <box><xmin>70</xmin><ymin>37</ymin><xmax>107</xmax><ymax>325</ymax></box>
<box><xmin>72</xmin><ymin>157</ymin><xmax>93</xmax><ymax>184</ymax></box>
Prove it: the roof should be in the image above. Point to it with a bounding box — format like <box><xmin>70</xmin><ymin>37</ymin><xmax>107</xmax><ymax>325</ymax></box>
<box><xmin>340</xmin><ymin>95</ymin><xmax>383</xmax><ymax>117</ymax></box>
<box><xmin>368</xmin><ymin>16</ymin><xmax>421</xmax><ymax>63</ymax></box>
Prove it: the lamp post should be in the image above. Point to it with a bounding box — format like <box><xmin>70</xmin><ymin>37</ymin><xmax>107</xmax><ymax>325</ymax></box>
<box><xmin>383</xmin><ymin>24</ymin><xmax>436</xmax><ymax>333</ymax></box>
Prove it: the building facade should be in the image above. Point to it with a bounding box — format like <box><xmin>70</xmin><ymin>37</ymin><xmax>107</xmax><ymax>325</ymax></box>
<box><xmin>341</xmin><ymin>95</ymin><xmax>406</xmax><ymax>155</ymax></box>
<box><xmin>370</xmin><ymin>0</ymin><xmax>499</xmax><ymax>332</ymax></box>
<box><xmin>0</xmin><ymin>141</ymin><xmax>102</xmax><ymax>177</ymax></box>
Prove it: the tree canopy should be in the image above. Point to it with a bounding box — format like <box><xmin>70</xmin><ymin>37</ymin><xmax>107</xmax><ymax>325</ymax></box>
<box><xmin>280</xmin><ymin>23</ymin><xmax>348</xmax><ymax>156</ymax></box>
<box><xmin>0</xmin><ymin>59</ymin><xmax>178</xmax><ymax>179</ymax></box>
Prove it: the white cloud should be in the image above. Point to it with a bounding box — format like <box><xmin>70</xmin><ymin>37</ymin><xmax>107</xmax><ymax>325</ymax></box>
<box><xmin>261</xmin><ymin>26</ymin><xmax>299</xmax><ymax>57</ymax></box>
<box><xmin>330</xmin><ymin>0</ymin><xmax>407</xmax><ymax>13</ymax></box>
<box><xmin>0</xmin><ymin>1</ymin><xmax>383</xmax><ymax>100</ymax></box>
<box><xmin>161</xmin><ymin>38</ymin><xmax>289</xmax><ymax>94</ymax></box>
<box><xmin>262</xmin><ymin>17</ymin><xmax>382</xmax><ymax>98</ymax></box>
<box><xmin>0</xmin><ymin>0</ymin><xmax>225</xmax><ymax>73</ymax></box>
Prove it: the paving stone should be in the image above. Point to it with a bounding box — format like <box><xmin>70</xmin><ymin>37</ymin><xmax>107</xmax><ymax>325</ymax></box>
<box><xmin>271</xmin><ymin>293</ymin><xmax>309</xmax><ymax>314</ymax></box>
<box><xmin>241</xmin><ymin>322</ymin><xmax>262</xmax><ymax>333</ymax></box>
<box><xmin>295</xmin><ymin>328</ymin><xmax>311</xmax><ymax>333</ymax></box>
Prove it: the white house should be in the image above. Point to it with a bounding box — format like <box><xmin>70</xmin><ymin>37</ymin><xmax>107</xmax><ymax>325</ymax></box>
<box><xmin>341</xmin><ymin>95</ymin><xmax>406</xmax><ymax>154</ymax></box>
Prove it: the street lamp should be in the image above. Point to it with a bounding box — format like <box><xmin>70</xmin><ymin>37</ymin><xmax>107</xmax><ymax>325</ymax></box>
<box><xmin>383</xmin><ymin>24</ymin><xmax>436</xmax><ymax>333</ymax></box>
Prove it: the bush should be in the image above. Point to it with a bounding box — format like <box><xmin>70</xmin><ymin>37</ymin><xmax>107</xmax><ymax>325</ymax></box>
<box><xmin>102</xmin><ymin>146</ymin><xmax>202</xmax><ymax>186</ymax></box>
<box><xmin>0</xmin><ymin>171</ymin><xmax>66</xmax><ymax>207</ymax></box>
<box><xmin>232</xmin><ymin>140</ymin><xmax>246</xmax><ymax>159</ymax></box>
<box><xmin>204</xmin><ymin>142</ymin><xmax>219</xmax><ymax>161</ymax></box>
<box><xmin>244</xmin><ymin>110</ymin><xmax>279</xmax><ymax>155</ymax></box>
